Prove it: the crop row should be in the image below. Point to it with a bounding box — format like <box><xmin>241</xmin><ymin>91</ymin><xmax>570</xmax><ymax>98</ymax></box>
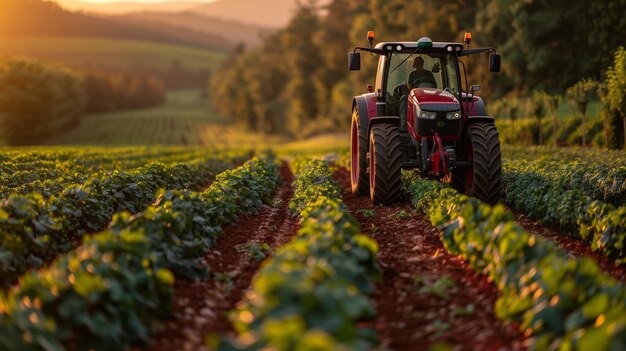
<box><xmin>406</xmin><ymin>176</ymin><xmax>626</xmax><ymax>350</ymax></box>
<box><xmin>502</xmin><ymin>170</ymin><xmax>626</xmax><ymax>265</ymax></box>
<box><xmin>503</xmin><ymin>146</ymin><xmax>626</xmax><ymax>168</ymax></box>
<box><xmin>0</xmin><ymin>155</ymin><xmax>280</xmax><ymax>351</ymax></box>
<box><xmin>220</xmin><ymin>159</ymin><xmax>380</xmax><ymax>351</ymax></box>
<box><xmin>0</xmin><ymin>148</ymin><xmax>248</xmax><ymax>199</ymax></box>
<box><xmin>0</xmin><ymin>154</ymin><xmax>235</xmax><ymax>287</ymax></box>
<box><xmin>503</xmin><ymin>158</ymin><xmax>626</xmax><ymax>206</ymax></box>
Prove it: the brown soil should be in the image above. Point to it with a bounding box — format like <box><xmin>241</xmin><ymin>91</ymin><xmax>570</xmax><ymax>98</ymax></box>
<box><xmin>513</xmin><ymin>211</ymin><xmax>626</xmax><ymax>283</ymax></box>
<box><xmin>139</xmin><ymin>164</ymin><xmax>299</xmax><ymax>351</ymax></box>
<box><xmin>335</xmin><ymin>168</ymin><xmax>526</xmax><ymax>351</ymax></box>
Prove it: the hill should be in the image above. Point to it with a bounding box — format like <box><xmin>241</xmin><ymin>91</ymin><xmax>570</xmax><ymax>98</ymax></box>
<box><xmin>193</xmin><ymin>0</ymin><xmax>306</xmax><ymax>28</ymax></box>
<box><xmin>110</xmin><ymin>11</ymin><xmax>272</xmax><ymax>48</ymax></box>
<box><xmin>0</xmin><ymin>0</ymin><xmax>232</xmax><ymax>51</ymax></box>
<box><xmin>0</xmin><ymin>37</ymin><xmax>226</xmax><ymax>72</ymax></box>
<box><xmin>58</xmin><ymin>0</ymin><xmax>330</xmax><ymax>28</ymax></box>
<box><xmin>56</xmin><ymin>0</ymin><xmax>204</xmax><ymax>14</ymax></box>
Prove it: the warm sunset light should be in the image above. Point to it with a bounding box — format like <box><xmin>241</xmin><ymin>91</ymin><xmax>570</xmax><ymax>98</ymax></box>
<box><xmin>0</xmin><ymin>0</ymin><xmax>625</xmax><ymax>350</ymax></box>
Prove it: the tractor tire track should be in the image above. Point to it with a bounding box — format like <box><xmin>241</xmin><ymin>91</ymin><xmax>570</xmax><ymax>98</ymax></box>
<box><xmin>335</xmin><ymin>168</ymin><xmax>526</xmax><ymax>351</ymax></box>
<box><xmin>513</xmin><ymin>211</ymin><xmax>626</xmax><ymax>283</ymax></box>
<box><xmin>139</xmin><ymin>163</ymin><xmax>299</xmax><ymax>351</ymax></box>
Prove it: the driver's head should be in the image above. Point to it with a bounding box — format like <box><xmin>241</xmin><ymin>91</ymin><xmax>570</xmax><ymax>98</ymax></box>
<box><xmin>413</xmin><ymin>57</ymin><xmax>424</xmax><ymax>70</ymax></box>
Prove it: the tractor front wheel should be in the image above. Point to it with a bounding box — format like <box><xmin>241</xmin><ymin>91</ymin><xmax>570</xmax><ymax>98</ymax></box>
<box><xmin>369</xmin><ymin>123</ymin><xmax>403</xmax><ymax>205</ymax></box>
<box><xmin>454</xmin><ymin>123</ymin><xmax>502</xmax><ymax>204</ymax></box>
<box><xmin>351</xmin><ymin>108</ymin><xmax>368</xmax><ymax>195</ymax></box>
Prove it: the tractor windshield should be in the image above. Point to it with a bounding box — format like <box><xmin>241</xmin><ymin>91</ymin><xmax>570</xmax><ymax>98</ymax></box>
<box><xmin>386</xmin><ymin>52</ymin><xmax>460</xmax><ymax>95</ymax></box>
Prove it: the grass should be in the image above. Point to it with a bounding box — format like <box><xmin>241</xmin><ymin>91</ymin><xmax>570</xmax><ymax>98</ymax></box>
<box><xmin>47</xmin><ymin>90</ymin><xmax>285</xmax><ymax>148</ymax></box>
<box><xmin>0</xmin><ymin>37</ymin><xmax>226</xmax><ymax>71</ymax></box>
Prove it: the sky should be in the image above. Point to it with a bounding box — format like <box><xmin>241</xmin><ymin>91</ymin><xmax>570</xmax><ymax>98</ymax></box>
<box><xmin>77</xmin><ymin>0</ymin><xmax>216</xmax><ymax>3</ymax></box>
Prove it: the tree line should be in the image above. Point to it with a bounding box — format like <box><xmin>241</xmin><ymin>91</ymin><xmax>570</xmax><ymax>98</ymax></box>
<box><xmin>211</xmin><ymin>0</ymin><xmax>626</xmax><ymax>146</ymax></box>
<box><xmin>0</xmin><ymin>57</ymin><xmax>166</xmax><ymax>145</ymax></box>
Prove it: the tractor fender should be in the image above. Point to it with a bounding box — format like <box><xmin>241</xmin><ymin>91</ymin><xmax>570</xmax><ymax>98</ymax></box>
<box><xmin>461</xmin><ymin>94</ymin><xmax>488</xmax><ymax>117</ymax></box>
<box><xmin>367</xmin><ymin>116</ymin><xmax>401</xmax><ymax>151</ymax></box>
<box><xmin>353</xmin><ymin>93</ymin><xmax>377</xmax><ymax>120</ymax></box>
<box><xmin>352</xmin><ymin>95</ymin><xmax>370</xmax><ymax>134</ymax></box>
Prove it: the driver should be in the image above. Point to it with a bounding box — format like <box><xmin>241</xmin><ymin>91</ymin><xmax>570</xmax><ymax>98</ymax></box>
<box><xmin>407</xmin><ymin>57</ymin><xmax>435</xmax><ymax>90</ymax></box>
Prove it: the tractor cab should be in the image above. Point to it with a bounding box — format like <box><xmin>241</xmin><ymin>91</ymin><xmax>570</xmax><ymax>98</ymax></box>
<box><xmin>370</xmin><ymin>39</ymin><xmax>463</xmax><ymax>117</ymax></box>
<box><xmin>348</xmin><ymin>33</ymin><xmax>503</xmax><ymax>205</ymax></box>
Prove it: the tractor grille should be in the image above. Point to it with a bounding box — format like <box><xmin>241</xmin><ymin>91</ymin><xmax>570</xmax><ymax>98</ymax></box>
<box><xmin>415</xmin><ymin>112</ymin><xmax>461</xmax><ymax>138</ymax></box>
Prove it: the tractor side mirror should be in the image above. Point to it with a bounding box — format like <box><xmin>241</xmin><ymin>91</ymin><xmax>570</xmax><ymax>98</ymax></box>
<box><xmin>348</xmin><ymin>52</ymin><xmax>361</xmax><ymax>71</ymax></box>
<box><xmin>470</xmin><ymin>84</ymin><xmax>481</xmax><ymax>93</ymax></box>
<box><xmin>489</xmin><ymin>52</ymin><xmax>501</xmax><ymax>72</ymax></box>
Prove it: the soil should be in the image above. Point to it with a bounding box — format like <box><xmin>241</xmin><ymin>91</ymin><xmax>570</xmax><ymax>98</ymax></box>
<box><xmin>335</xmin><ymin>168</ymin><xmax>527</xmax><ymax>351</ymax></box>
<box><xmin>513</xmin><ymin>211</ymin><xmax>626</xmax><ymax>283</ymax></box>
<box><xmin>139</xmin><ymin>164</ymin><xmax>299</xmax><ymax>351</ymax></box>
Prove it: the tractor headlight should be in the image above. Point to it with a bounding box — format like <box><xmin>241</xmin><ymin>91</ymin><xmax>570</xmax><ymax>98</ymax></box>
<box><xmin>418</xmin><ymin>111</ymin><xmax>437</xmax><ymax>120</ymax></box>
<box><xmin>446</xmin><ymin>111</ymin><xmax>461</xmax><ymax>120</ymax></box>
<box><xmin>415</xmin><ymin>104</ymin><xmax>436</xmax><ymax>119</ymax></box>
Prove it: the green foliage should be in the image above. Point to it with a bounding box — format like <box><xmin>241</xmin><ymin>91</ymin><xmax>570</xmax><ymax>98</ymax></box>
<box><xmin>83</xmin><ymin>70</ymin><xmax>166</xmax><ymax>113</ymax></box>
<box><xmin>502</xmin><ymin>156</ymin><xmax>626</xmax><ymax>265</ymax></box>
<box><xmin>406</xmin><ymin>175</ymin><xmax>626</xmax><ymax>350</ymax></box>
<box><xmin>606</xmin><ymin>48</ymin><xmax>626</xmax><ymax>115</ymax></box>
<box><xmin>209</xmin><ymin>0</ymin><xmax>624</xmax><ymax>139</ymax></box>
<box><xmin>0</xmin><ymin>153</ymin><xmax>237</xmax><ymax>287</ymax></box>
<box><xmin>289</xmin><ymin>159</ymin><xmax>342</xmax><ymax>213</ymax></box>
<box><xmin>0</xmin><ymin>229</ymin><xmax>174</xmax><ymax>350</ymax></box>
<box><xmin>220</xmin><ymin>159</ymin><xmax>380</xmax><ymax>351</ymax></box>
<box><xmin>566</xmin><ymin>79</ymin><xmax>598</xmax><ymax>117</ymax></box>
<box><xmin>605</xmin><ymin>47</ymin><xmax>626</xmax><ymax>149</ymax></box>
<box><xmin>0</xmin><ymin>154</ymin><xmax>281</xmax><ymax>350</ymax></box>
<box><xmin>0</xmin><ymin>57</ymin><xmax>85</xmax><ymax>145</ymax></box>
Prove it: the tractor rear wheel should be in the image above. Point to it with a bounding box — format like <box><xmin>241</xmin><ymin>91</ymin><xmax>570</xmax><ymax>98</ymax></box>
<box><xmin>351</xmin><ymin>108</ymin><xmax>368</xmax><ymax>195</ymax></box>
<box><xmin>369</xmin><ymin>123</ymin><xmax>403</xmax><ymax>205</ymax></box>
<box><xmin>454</xmin><ymin>123</ymin><xmax>502</xmax><ymax>204</ymax></box>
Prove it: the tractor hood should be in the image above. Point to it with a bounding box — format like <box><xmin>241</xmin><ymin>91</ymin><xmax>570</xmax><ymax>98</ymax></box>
<box><xmin>409</xmin><ymin>88</ymin><xmax>461</xmax><ymax>112</ymax></box>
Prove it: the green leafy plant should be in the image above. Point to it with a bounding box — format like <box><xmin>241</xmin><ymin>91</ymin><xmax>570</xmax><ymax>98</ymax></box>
<box><xmin>566</xmin><ymin>78</ymin><xmax>598</xmax><ymax>147</ymax></box>
<box><xmin>235</xmin><ymin>242</ymin><xmax>273</xmax><ymax>261</ymax></box>
<box><xmin>406</xmin><ymin>175</ymin><xmax>626</xmax><ymax>350</ymax></box>
<box><xmin>395</xmin><ymin>209</ymin><xmax>410</xmax><ymax>220</ymax></box>
<box><xmin>220</xmin><ymin>159</ymin><xmax>381</xmax><ymax>351</ymax></box>
<box><xmin>0</xmin><ymin>155</ymin><xmax>281</xmax><ymax>350</ymax></box>
<box><xmin>356</xmin><ymin>208</ymin><xmax>376</xmax><ymax>218</ymax></box>
<box><xmin>414</xmin><ymin>275</ymin><xmax>457</xmax><ymax>299</ymax></box>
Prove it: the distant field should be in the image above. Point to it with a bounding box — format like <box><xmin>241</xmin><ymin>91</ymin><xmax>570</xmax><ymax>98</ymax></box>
<box><xmin>0</xmin><ymin>37</ymin><xmax>226</xmax><ymax>71</ymax></box>
<box><xmin>47</xmin><ymin>90</ymin><xmax>286</xmax><ymax>148</ymax></box>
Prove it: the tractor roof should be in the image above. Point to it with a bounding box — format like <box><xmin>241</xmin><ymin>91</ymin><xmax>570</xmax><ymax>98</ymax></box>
<box><xmin>374</xmin><ymin>41</ymin><xmax>464</xmax><ymax>54</ymax></box>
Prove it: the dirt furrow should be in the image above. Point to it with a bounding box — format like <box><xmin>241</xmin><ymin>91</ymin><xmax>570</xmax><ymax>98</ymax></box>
<box><xmin>139</xmin><ymin>164</ymin><xmax>299</xmax><ymax>351</ymax></box>
<box><xmin>335</xmin><ymin>168</ymin><xmax>526</xmax><ymax>351</ymax></box>
<box><xmin>513</xmin><ymin>211</ymin><xmax>626</xmax><ymax>283</ymax></box>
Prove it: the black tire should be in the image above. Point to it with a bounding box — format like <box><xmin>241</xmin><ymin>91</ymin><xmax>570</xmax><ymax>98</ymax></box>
<box><xmin>461</xmin><ymin>123</ymin><xmax>502</xmax><ymax>204</ymax></box>
<box><xmin>369</xmin><ymin>123</ymin><xmax>403</xmax><ymax>205</ymax></box>
<box><xmin>350</xmin><ymin>108</ymin><xmax>369</xmax><ymax>195</ymax></box>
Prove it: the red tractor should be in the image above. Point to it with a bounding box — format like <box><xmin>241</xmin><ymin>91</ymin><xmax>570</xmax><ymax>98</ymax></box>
<box><xmin>349</xmin><ymin>32</ymin><xmax>503</xmax><ymax>205</ymax></box>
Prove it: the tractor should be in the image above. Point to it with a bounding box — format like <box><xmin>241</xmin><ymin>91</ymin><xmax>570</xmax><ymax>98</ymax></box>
<box><xmin>348</xmin><ymin>32</ymin><xmax>503</xmax><ymax>205</ymax></box>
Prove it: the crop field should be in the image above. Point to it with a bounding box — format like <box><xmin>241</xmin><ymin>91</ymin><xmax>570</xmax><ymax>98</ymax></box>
<box><xmin>0</xmin><ymin>144</ymin><xmax>624</xmax><ymax>351</ymax></box>
<box><xmin>46</xmin><ymin>90</ymin><xmax>286</xmax><ymax>148</ymax></box>
<box><xmin>0</xmin><ymin>37</ymin><xmax>226</xmax><ymax>72</ymax></box>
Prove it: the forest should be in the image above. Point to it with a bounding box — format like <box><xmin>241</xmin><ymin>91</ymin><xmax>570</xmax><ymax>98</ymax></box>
<box><xmin>0</xmin><ymin>58</ymin><xmax>166</xmax><ymax>145</ymax></box>
<box><xmin>211</xmin><ymin>0</ymin><xmax>626</xmax><ymax>147</ymax></box>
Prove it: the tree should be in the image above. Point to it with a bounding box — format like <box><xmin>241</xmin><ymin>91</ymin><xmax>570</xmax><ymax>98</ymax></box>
<box><xmin>282</xmin><ymin>3</ymin><xmax>322</xmax><ymax>137</ymax></box>
<box><xmin>566</xmin><ymin>78</ymin><xmax>598</xmax><ymax>147</ymax></box>
<box><xmin>475</xmin><ymin>0</ymin><xmax>594</xmax><ymax>95</ymax></box>
<box><xmin>0</xmin><ymin>57</ymin><xmax>85</xmax><ymax>145</ymax></box>
<box><xmin>605</xmin><ymin>47</ymin><xmax>626</xmax><ymax>149</ymax></box>
<box><xmin>544</xmin><ymin>94</ymin><xmax>561</xmax><ymax>146</ymax></box>
<box><xmin>529</xmin><ymin>91</ymin><xmax>548</xmax><ymax>145</ymax></box>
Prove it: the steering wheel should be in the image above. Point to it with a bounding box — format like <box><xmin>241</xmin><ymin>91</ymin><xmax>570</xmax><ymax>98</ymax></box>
<box><xmin>411</xmin><ymin>77</ymin><xmax>437</xmax><ymax>88</ymax></box>
<box><xmin>393</xmin><ymin>83</ymin><xmax>409</xmax><ymax>98</ymax></box>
